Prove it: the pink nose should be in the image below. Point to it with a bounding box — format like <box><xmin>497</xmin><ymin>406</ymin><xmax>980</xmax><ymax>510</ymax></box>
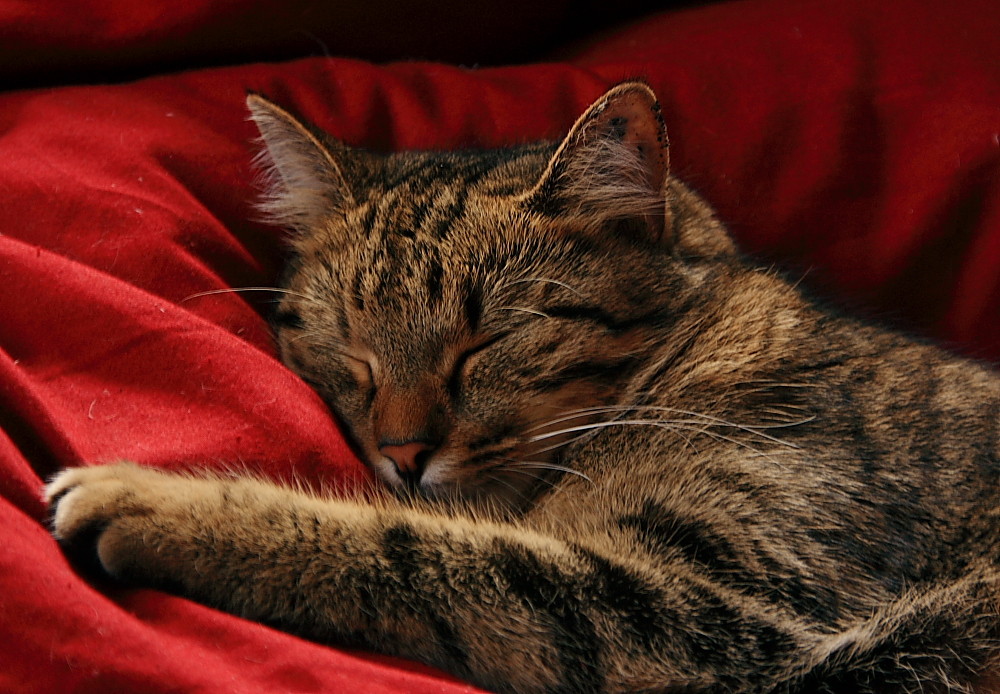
<box><xmin>380</xmin><ymin>441</ymin><xmax>434</xmax><ymax>477</ymax></box>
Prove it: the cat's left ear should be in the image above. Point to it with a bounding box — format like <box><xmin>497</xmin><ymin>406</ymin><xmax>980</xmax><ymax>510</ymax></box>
<box><xmin>247</xmin><ymin>93</ymin><xmax>356</xmax><ymax>234</ymax></box>
<box><xmin>522</xmin><ymin>81</ymin><xmax>672</xmax><ymax>245</ymax></box>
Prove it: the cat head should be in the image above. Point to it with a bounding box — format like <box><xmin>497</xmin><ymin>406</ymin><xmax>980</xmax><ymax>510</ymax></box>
<box><xmin>248</xmin><ymin>82</ymin><xmax>732</xmax><ymax>509</ymax></box>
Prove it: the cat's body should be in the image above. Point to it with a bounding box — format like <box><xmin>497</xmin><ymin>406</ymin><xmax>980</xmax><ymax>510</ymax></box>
<box><xmin>47</xmin><ymin>83</ymin><xmax>1000</xmax><ymax>693</ymax></box>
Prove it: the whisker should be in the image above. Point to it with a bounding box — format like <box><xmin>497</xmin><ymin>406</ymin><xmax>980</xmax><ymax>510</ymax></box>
<box><xmin>503</xmin><ymin>468</ymin><xmax>560</xmax><ymax>489</ymax></box>
<box><xmin>482</xmin><ymin>472</ymin><xmax>529</xmax><ymax>501</ymax></box>
<box><xmin>519</xmin><ymin>391</ymin><xmax>814</xmax><ymax>471</ymax></box>
<box><xmin>524</xmin><ymin>420</ymin><xmax>613</xmax><ymax>456</ymax></box>
<box><xmin>508</xmin><ymin>461</ymin><xmax>593</xmax><ymax>483</ymax></box>
<box><xmin>529</xmin><ymin>404</ymin><xmax>812</xmax><ymax>448</ymax></box>
<box><xmin>733</xmin><ymin>379</ymin><xmax>817</xmax><ymax>389</ymax></box>
<box><xmin>497</xmin><ymin>307</ymin><xmax>551</xmax><ymax>319</ymax></box>
<box><xmin>524</xmin><ymin>407</ymin><xmax>618</xmax><ymax>432</ymax></box>
<box><xmin>649</xmin><ymin>406</ymin><xmax>812</xmax><ymax>446</ymax></box>
<box><xmin>527</xmin><ymin>432</ymin><xmax>597</xmax><ymax>457</ymax></box>
<box><xmin>286</xmin><ymin>331</ymin><xmax>317</xmax><ymax>344</ymax></box>
<box><xmin>182</xmin><ymin>286</ymin><xmax>311</xmax><ymax>302</ymax></box>
<box><xmin>665</xmin><ymin>422</ymin><xmax>791</xmax><ymax>466</ymax></box>
<box><xmin>529</xmin><ymin>419</ymin><xmax>682</xmax><ymax>442</ymax></box>
<box><xmin>528</xmin><ymin>417</ymin><xmax>799</xmax><ymax>466</ymax></box>
<box><xmin>503</xmin><ymin>277</ymin><xmax>586</xmax><ymax>298</ymax></box>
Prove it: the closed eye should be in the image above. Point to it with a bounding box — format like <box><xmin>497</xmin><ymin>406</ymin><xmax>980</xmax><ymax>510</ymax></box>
<box><xmin>447</xmin><ymin>332</ymin><xmax>510</xmax><ymax>399</ymax></box>
<box><xmin>345</xmin><ymin>354</ymin><xmax>375</xmax><ymax>392</ymax></box>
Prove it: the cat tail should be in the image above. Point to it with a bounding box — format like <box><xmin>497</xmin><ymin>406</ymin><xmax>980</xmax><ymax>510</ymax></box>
<box><xmin>782</xmin><ymin>563</ymin><xmax>1000</xmax><ymax>694</ymax></box>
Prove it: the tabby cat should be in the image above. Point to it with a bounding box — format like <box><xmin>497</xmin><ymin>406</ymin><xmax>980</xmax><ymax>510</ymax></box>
<box><xmin>47</xmin><ymin>82</ymin><xmax>1000</xmax><ymax>693</ymax></box>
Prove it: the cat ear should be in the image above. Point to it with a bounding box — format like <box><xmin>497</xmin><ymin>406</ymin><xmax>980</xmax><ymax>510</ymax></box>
<box><xmin>523</xmin><ymin>81</ymin><xmax>672</xmax><ymax>245</ymax></box>
<box><xmin>246</xmin><ymin>93</ymin><xmax>356</xmax><ymax>233</ymax></box>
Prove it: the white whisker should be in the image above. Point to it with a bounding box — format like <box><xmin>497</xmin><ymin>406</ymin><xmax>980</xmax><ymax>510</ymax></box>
<box><xmin>529</xmin><ymin>418</ymin><xmax>684</xmax><ymax>442</ymax></box>
<box><xmin>483</xmin><ymin>473</ymin><xmax>529</xmax><ymax>501</ymax></box>
<box><xmin>509</xmin><ymin>462</ymin><xmax>593</xmax><ymax>483</ymax></box>
<box><xmin>182</xmin><ymin>286</ymin><xmax>311</xmax><ymax>302</ymax></box>
<box><xmin>503</xmin><ymin>468</ymin><xmax>560</xmax><ymax>488</ymax></box>
<box><xmin>527</xmin><ymin>416</ymin><xmax>799</xmax><ymax>468</ymax></box>
<box><xmin>529</xmin><ymin>403</ymin><xmax>812</xmax><ymax>449</ymax></box>
<box><xmin>497</xmin><ymin>307</ymin><xmax>551</xmax><ymax>319</ymax></box>
<box><xmin>504</xmin><ymin>277</ymin><xmax>586</xmax><ymax>298</ymax></box>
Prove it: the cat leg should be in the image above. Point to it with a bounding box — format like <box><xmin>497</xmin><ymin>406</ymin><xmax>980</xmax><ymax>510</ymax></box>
<box><xmin>789</xmin><ymin>570</ymin><xmax>1000</xmax><ymax>694</ymax></box>
<box><xmin>47</xmin><ymin>462</ymin><xmax>799</xmax><ymax>694</ymax></box>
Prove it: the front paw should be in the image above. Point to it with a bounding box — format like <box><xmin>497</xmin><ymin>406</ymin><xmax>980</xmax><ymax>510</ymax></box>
<box><xmin>45</xmin><ymin>462</ymin><xmax>184</xmax><ymax>582</ymax></box>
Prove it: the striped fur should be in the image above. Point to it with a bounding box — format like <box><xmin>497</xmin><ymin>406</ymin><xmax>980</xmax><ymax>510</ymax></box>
<box><xmin>48</xmin><ymin>82</ymin><xmax>1000</xmax><ymax>693</ymax></box>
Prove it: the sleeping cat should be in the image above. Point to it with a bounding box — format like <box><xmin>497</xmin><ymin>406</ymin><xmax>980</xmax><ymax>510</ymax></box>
<box><xmin>46</xmin><ymin>82</ymin><xmax>1000</xmax><ymax>693</ymax></box>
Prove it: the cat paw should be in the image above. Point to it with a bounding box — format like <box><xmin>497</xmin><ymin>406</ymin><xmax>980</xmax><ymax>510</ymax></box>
<box><xmin>45</xmin><ymin>462</ymin><xmax>182</xmax><ymax>580</ymax></box>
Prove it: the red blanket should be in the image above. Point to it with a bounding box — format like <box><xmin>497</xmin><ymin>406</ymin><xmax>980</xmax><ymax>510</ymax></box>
<box><xmin>3</xmin><ymin>1</ymin><xmax>1000</xmax><ymax>692</ymax></box>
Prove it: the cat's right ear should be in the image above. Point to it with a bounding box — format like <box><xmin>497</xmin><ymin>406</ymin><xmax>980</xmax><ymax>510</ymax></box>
<box><xmin>246</xmin><ymin>93</ymin><xmax>356</xmax><ymax>234</ymax></box>
<box><xmin>520</xmin><ymin>81</ymin><xmax>672</xmax><ymax>246</ymax></box>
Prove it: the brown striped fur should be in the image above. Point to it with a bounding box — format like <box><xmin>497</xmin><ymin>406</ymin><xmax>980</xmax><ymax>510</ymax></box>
<box><xmin>47</xmin><ymin>82</ymin><xmax>1000</xmax><ymax>693</ymax></box>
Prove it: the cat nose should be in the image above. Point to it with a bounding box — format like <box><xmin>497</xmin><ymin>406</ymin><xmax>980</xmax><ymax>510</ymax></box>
<box><xmin>379</xmin><ymin>440</ymin><xmax>435</xmax><ymax>484</ymax></box>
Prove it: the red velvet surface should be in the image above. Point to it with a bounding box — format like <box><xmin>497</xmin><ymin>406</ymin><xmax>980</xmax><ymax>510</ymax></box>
<box><xmin>0</xmin><ymin>0</ymin><xmax>669</xmax><ymax>86</ymax></box>
<box><xmin>2</xmin><ymin>1</ymin><xmax>1000</xmax><ymax>692</ymax></box>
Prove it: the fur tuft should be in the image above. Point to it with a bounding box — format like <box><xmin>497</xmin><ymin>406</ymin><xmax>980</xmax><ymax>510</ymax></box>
<box><xmin>554</xmin><ymin>131</ymin><xmax>665</xmax><ymax>229</ymax></box>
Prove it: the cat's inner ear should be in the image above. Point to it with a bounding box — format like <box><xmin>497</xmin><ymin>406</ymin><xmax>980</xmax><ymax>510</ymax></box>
<box><xmin>247</xmin><ymin>93</ymin><xmax>356</xmax><ymax>234</ymax></box>
<box><xmin>523</xmin><ymin>81</ymin><xmax>672</xmax><ymax>245</ymax></box>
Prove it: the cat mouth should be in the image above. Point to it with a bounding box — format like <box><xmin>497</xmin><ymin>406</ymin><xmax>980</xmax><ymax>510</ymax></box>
<box><xmin>372</xmin><ymin>451</ymin><xmax>547</xmax><ymax>512</ymax></box>
<box><xmin>380</xmin><ymin>455</ymin><xmax>461</xmax><ymax>501</ymax></box>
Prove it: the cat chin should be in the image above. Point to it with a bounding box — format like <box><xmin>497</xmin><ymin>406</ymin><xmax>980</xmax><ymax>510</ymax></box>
<box><xmin>429</xmin><ymin>467</ymin><xmax>546</xmax><ymax>513</ymax></box>
<box><xmin>369</xmin><ymin>456</ymin><xmax>452</xmax><ymax>498</ymax></box>
<box><xmin>370</xmin><ymin>458</ymin><xmax>536</xmax><ymax>513</ymax></box>
<box><xmin>384</xmin><ymin>459</ymin><xmax>464</xmax><ymax>500</ymax></box>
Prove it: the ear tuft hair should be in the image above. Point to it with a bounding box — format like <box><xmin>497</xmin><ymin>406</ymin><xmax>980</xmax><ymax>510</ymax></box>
<box><xmin>523</xmin><ymin>81</ymin><xmax>672</xmax><ymax>245</ymax></box>
<box><xmin>246</xmin><ymin>94</ymin><xmax>354</xmax><ymax>234</ymax></box>
<box><xmin>551</xmin><ymin>129</ymin><xmax>665</xmax><ymax>227</ymax></box>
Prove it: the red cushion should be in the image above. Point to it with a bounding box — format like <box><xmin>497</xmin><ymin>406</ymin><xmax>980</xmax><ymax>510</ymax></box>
<box><xmin>2</xmin><ymin>0</ymin><xmax>1000</xmax><ymax>692</ymax></box>
<box><xmin>0</xmin><ymin>0</ymin><xmax>672</xmax><ymax>86</ymax></box>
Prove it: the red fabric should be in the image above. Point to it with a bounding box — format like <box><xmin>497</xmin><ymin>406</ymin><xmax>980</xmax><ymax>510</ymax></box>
<box><xmin>0</xmin><ymin>0</ymin><xmax>562</xmax><ymax>81</ymax></box>
<box><xmin>0</xmin><ymin>0</ymin><xmax>669</xmax><ymax>86</ymax></box>
<box><xmin>2</xmin><ymin>1</ymin><xmax>1000</xmax><ymax>692</ymax></box>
